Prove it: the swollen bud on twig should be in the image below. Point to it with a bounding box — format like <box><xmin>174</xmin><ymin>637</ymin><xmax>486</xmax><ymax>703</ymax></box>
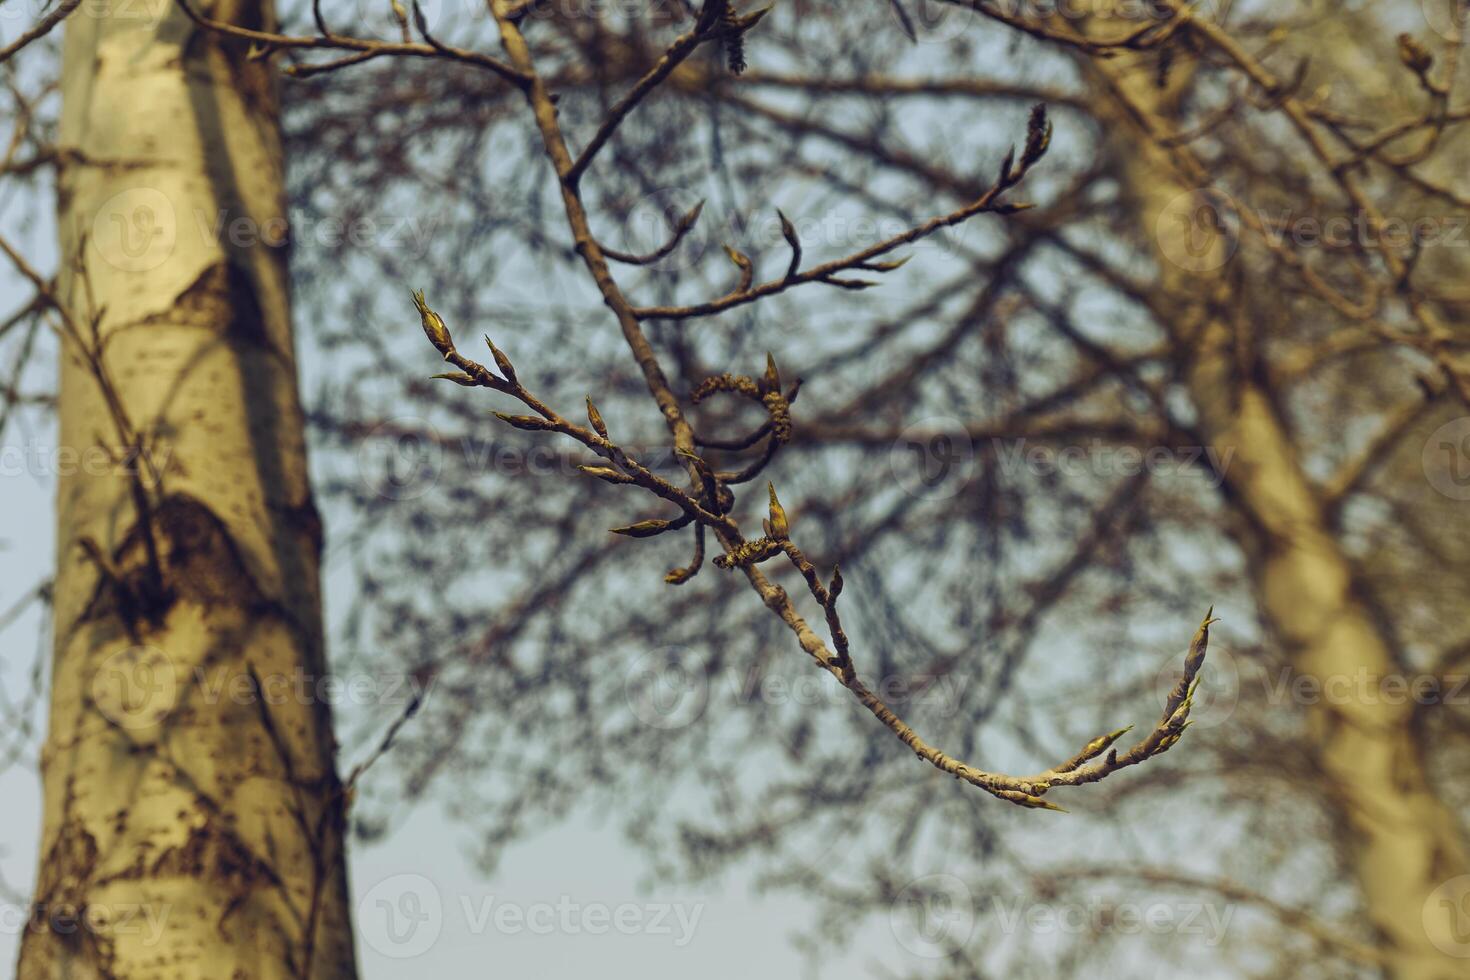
<box><xmin>676</xmin><ymin>448</ymin><xmax>720</xmax><ymax>506</ymax></box>
<box><xmin>713</xmin><ymin>536</ymin><xmax>782</xmax><ymax>569</ymax></box>
<box><xmin>609</xmin><ymin>518</ymin><xmax>676</xmax><ymax>538</ymax></box>
<box><xmin>1398</xmin><ymin>33</ymin><xmax>1433</xmax><ymax>74</ymax></box>
<box><xmin>724</xmin><ymin>244</ymin><xmax>754</xmax><ymax>291</ymax></box>
<box><xmin>678</xmin><ymin>201</ymin><xmax>706</xmax><ymax>232</ymax></box>
<box><xmin>586</xmin><ymin>397</ymin><xmax>608</xmax><ymax>439</ymax></box>
<box><xmin>762</xmin><ymin>352</ymin><xmax>781</xmax><ymax>394</ymax></box>
<box><xmin>720</xmin><ymin>3</ymin><xmax>771</xmax><ymax>75</ymax></box>
<box><xmin>485</xmin><ymin>336</ymin><xmax>517</xmax><ymax>385</ymax></box>
<box><xmin>494</xmin><ymin>412</ymin><xmax>555</xmax><ymax>431</ymax></box>
<box><xmin>777</xmin><ymin>210</ymin><xmax>798</xmax><ymax>249</ymax></box>
<box><xmin>998</xmin><ymin>147</ymin><xmax>1016</xmax><ymax>184</ymax></box>
<box><xmin>858</xmin><ymin>256</ymin><xmax>911</xmax><ymax>273</ymax></box>
<box><xmin>777</xmin><ymin>209</ymin><xmax>802</xmax><ymax>277</ymax></box>
<box><xmin>431</xmin><ymin>372</ymin><xmax>477</xmax><ymax>386</ymax></box>
<box><xmin>1020</xmin><ymin>103</ymin><xmax>1052</xmax><ymax>170</ymax></box>
<box><xmin>1079</xmin><ymin>726</ymin><xmax>1132</xmax><ymax>763</ymax></box>
<box><xmin>412</xmin><ymin>288</ymin><xmax>454</xmax><ymax>355</ymax></box>
<box><xmin>822</xmin><ymin>276</ymin><xmax>878</xmax><ymax>290</ymax></box>
<box><xmin>996</xmin><ymin>789</ymin><xmax>1066</xmax><ymax>812</ymax></box>
<box><xmin>767</xmin><ymin>482</ymin><xmax>789</xmax><ymax>540</ymax></box>
<box><xmin>577</xmin><ymin>464</ymin><xmax>632</xmax><ymax>484</ymax></box>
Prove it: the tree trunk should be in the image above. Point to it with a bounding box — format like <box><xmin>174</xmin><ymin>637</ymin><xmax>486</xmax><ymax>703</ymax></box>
<box><xmin>19</xmin><ymin>1</ymin><xmax>358</xmax><ymax>976</ymax></box>
<box><xmin>1093</xmin><ymin>50</ymin><xmax>1469</xmax><ymax>980</ymax></box>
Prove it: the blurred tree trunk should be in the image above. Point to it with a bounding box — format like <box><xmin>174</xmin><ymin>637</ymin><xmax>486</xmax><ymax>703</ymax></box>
<box><xmin>1094</xmin><ymin>51</ymin><xmax>1469</xmax><ymax>980</ymax></box>
<box><xmin>18</xmin><ymin>1</ymin><xmax>358</xmax><ymax>977</ymax></box>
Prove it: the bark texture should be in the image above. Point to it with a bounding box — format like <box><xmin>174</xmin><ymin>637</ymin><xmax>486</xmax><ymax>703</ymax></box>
<box><xmin>19</xmin><ymin>1</ymin><xmax>358</xmax><ymax>976</ymax></box>
<box><xmin>1095</xmin><ymin>49</ymin><xmax>1469</xmax><ymax>980</ymax></box>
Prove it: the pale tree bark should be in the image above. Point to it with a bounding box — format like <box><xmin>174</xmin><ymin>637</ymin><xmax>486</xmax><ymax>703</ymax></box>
<box><xmin>1092</xmin><ymin>48</ymin><xmax>1469</xmax><ymax>980</ymax></box>
<box><xmin>18</xmin><ymin>0</ymin><xmax>358</xmax><ymax>976</ymax></box>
